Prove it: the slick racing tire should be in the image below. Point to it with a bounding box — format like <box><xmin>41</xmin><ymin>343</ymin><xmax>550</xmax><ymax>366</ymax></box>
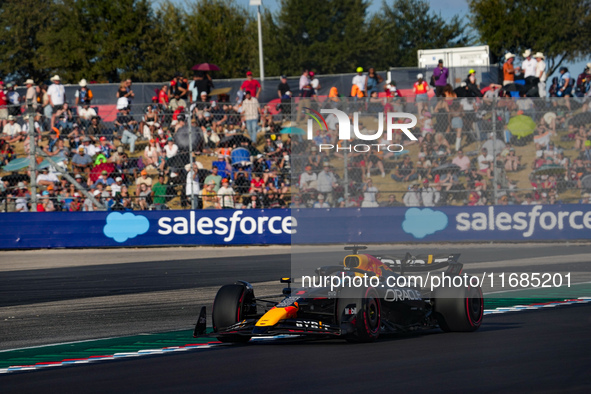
<box><xmin>212</xmin><ymin>284</ymin><xmax>252</xmax><ymax>343</ymax></box>
<box><xmin>338</xmin><ymin>287</ymin><xmax>381</xmax><ymax>343</ymax></box>
<box><xmin>434</xmin><ymin>280</ymin><xmax>484</xmax><ymax>332</ymax></box>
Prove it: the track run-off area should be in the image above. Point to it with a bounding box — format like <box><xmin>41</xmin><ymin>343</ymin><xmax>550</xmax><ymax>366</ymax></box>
<box><xmin>1</xmin><ymin>243</ymin><xmax>590</xmax><ymax>392</ymax></box>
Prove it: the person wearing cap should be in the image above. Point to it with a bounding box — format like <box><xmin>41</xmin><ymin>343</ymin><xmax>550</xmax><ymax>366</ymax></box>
<box><xmin>14</xmin><ymin>183</ymin><xmax>30</xmax><ymax>212</ymax></box>
<box><xmin>309</xmin><ymin>71</ymin><xmax>321</xmax><ymax>96</ymax></box>
<box><xmin>74</xmin><ymin>79</ymin><xmax>93</xmax><ymax>114</ymax></box>
<box><xmin>464</xmin><ymin>69</ymin><xmax>483</xmax><ymax>98</ymax></box>
<box><xmin>96</xmin><ymin>136</ymin><xmax>114</xmax><ymax>159</ymax></box>
<box><xmin>413</xmin><ymin>73</ymin><xmax>431</xmax><ymax>114</ymax></box>
<box><xmin>503</xmin><ymin>53</ymin><xmax>516</xmax><ymax>86</ymax></box>
<box><xmin>80</xmin><ymin>136</ymin><xmax>99</xmax><ymax>157</ymax></box>
<box><xmin>136</xmin><ymin>169</ymin><xmax>153</xmax><ymax>188</ymax></box>
<box><xmin>532</xmin><ymin>52</ymin><xmax>548</xmax><ymax>97</ymax></box>
<box><xmin>24</xmin><ymin>79</ymin><xmax>37</xmax><ymax>110</ymax></box>
<box><xmin>71</xmin><ymin>145</ymin><xmax>93</xmax><ymax>172</ymax></box>
<box><xmin>241</xmin><ymin>70</ymin><xmax>261</xmax><ymax>99</ymax></box>
<box><xmin>93</xmin><ymin>170</ymin><xmax>115</xmax><ymax>188</ymax></box>
<box><xmin>217</xmin><ymin>178</ymin><xmax>235</xmax><ymax>209</ymax></box>
<box><xmin>2</xmin><ymin>114</ymin><xmax>22</xmax><ymax>139</ymax></box>
<box><xmin>312</xmin><ymin>193</ymin><xmax>329</xmax><ymax>208</ymax></box>
<box><xmin>352</xmin><ymin>67</ymin><xmax>367</xmax><ymax>99</ymax></box>
<box><xmin>5</xmin><ymin>82</ymin><xmax>20</xmax><ymax>118</ymax></box>
<box><xmin>110</xmin><ymin>176</ymin><xmax>124</xmax><ymax>196</ymax></box>
<box><xmin>299</xmin><ymin>165</ymin><xmax>318</xmax><ymax>193</ymax></box>
<box><xmin>201</xmin><ymin>180</ymin><xmax>219</xmax><ymax>209</ymax></box>
<box><xmin>277</xmin><ymin>75</ymin><xmax>290</xmax><ymax>98</ymax></box>
<box><xmin>47</xmin><ymin>75</ymin><xmax>65</xmax><ymax>129</ymax></box>
<box><xmin>432</xmin><ymin>59</ymin><xmax>449</xmax><ymax>97</ymax></box>
<box><xmin>36</xmin><ymin>167</ymin><xmax>59</xmax><ymax>187</ymax></box>
<box><xmin>575</xmin><ymin>63</ymin><xmax>591</xmax><ymax>98</ymax></box>
<box><xmin>521</xmin><ymin>49</ymin><xmax>537</xmax><ymax>79</ymax></box>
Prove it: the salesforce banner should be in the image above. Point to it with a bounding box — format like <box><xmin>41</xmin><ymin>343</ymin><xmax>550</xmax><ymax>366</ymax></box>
<box><xmin>1</xmin><ymin>205</ymin><xmax>591</xmax><ymax>249</ymax></box>
<box><xmin>0</xmin><ymin>209</ymin><xmax>293</xmax><ymax>249</ymax></box>
<box><xmin>293</xmin><ymin>204</ymin><xmax>591</xmax><ymax>243</ymax></box>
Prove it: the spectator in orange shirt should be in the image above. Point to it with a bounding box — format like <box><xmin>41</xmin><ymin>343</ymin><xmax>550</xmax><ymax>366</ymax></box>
<box><xmin>503</xmin><ymin>53</ymin><xmax>516</xmax><ymax>86</ymax></box>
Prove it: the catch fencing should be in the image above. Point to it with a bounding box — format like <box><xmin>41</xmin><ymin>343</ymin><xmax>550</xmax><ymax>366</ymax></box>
<box><xmin>1</xmin><ymin>93</ymin><xmax>591</xmax><ymax>213</ymax></box>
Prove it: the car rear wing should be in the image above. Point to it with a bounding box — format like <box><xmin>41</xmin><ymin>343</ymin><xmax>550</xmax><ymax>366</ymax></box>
<box><xmin>376</xmin><ymin>253</ymin><xmax>463</xmax><ymax>275</ymax></box>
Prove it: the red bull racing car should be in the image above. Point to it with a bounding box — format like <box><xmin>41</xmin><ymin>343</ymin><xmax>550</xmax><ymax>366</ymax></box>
<box><xmin>195</xmin><ymin>246</ymin><xmax>483</xmax><ymax>343</ymax></box>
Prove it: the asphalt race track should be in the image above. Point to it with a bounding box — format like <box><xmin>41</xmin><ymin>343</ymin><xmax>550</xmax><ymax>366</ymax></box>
<box><xmin>3</xmin><ymin>304</ymin><xmax>591</xmax><ymax>393</ymax></box>
<box><xmin>1</xmin><ymin>244</ymin><xmax>591</xmax><ymax>392</ymax></box>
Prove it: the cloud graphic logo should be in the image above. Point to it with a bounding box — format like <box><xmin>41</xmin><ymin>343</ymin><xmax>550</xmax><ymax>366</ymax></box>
<box><xmin>103</xmin><ymin>212</ymin><xmax>150</xmax><ymax>243</ymax></box>
<box><xmin>402</xmin><ymin>208</ymin><xmax>448</xmax><ymax>239</ymax></box>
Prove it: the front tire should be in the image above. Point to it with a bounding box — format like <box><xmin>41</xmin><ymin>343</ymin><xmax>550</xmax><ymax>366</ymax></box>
<box><xmin>338</xmin><ymin>287</ymin><xmax>381</xmax><ymax>342</ymax></box>
<box><xmin>434</xmin><ymin>281</ymin><xmax>483</xmax><ymax>332</ymax></box>
<box><xmin>212</xmin><ymin>284</ymin><xmax>252</xmax><ymax>343</ymax></box>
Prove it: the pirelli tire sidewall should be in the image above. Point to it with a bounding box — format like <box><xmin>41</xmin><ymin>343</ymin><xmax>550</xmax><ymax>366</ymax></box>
<box><xmin>338</xmin><ymin>286</ymin><xmax>381</xmax><ymax>342</ymax></box>
<box><xmin>212</xmin><ymin>283</ymin><xmax>252</xmax><ymax>343</ymax></box>
<box><xmin>434</xmin><ymin>279</ymin><xmax>484</xmax><ymax>332</ymax></box>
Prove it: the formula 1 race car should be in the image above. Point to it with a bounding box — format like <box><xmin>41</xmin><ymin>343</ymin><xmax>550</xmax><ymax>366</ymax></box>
<box><xmin>196</xmin><ymin>246</ymin><xmax>483</xmax><ymax>343</ymax></box>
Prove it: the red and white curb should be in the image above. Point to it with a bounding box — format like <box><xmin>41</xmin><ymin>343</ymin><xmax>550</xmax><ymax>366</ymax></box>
<box><xmin>484</xmin><ymin>297</ymin><xmax>591</xmax><ymax>315</ymax></box>
<box><xmin>0</xmin><ymin>336</ymin><xmax>293</xmax><ymax>374</ymax></box>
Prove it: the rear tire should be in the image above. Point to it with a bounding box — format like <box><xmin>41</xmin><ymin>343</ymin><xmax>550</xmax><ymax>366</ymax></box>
<box><xmin>434</xmin><ymin>281</ymin><xmax>483</xmax><ymax>332</ymax></box>
<box><xmin>212</xmin><ymin>284</ymin><xmax>252</xmax><ymax>343</ymax></box>
<box><xmin>338</xmin><ymin>287</ymin><xmax>381</xmax><ymax>342</ymax></box>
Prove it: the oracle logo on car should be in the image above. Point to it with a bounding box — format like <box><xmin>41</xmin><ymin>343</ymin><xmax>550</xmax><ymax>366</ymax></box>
<box><xmin>157</xmin><ymin>210</ymin><xmax>296</xmax><ymax>242</ymax></box>
<box><xmin>304</xmin><ymin>107</ymin><xmax>418</xmax><ymax>153</ymax></box>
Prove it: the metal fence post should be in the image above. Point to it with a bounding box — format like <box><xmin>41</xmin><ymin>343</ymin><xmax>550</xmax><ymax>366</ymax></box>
<box><xmin>27</xmin><ymin>99</ymin><xmax>37</xmax><ymax>211</ymax></box>
<box><xmin>492</xmin><ymin>96</ymin><xmax>498</xmax><ymax>204</ymax></box>
<box><xmin>188</xmin><ymin>107</ymin><xmax>195</xmax><ymax>210</ymax></box>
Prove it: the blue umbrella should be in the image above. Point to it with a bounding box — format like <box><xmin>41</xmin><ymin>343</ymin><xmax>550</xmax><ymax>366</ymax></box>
<box><xmin>2</xmin><ymin>155</ymin><xmax>67</xmax><ymax>172</ymax></box>
<box><xmin>2</xmin><ymin>157</ymin><xmax>30</xmax><ymax>172</ymax></box>
<box><xmin>281</xmin><ymin>127</ymin><xmax>306</xmax><ymax>135</ymax></box>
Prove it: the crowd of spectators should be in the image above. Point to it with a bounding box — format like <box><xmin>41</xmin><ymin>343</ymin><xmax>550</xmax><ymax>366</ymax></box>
<box><xmin>1</xmin><ymin>53</ymin><xmax>591</xmax><ymax>212</ymax></box>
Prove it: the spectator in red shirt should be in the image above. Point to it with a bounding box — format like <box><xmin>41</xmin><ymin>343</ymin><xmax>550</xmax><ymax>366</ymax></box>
<box><xmin>241</xmin><ymin>71</ymin><xmax>261</xmax><ymax>99</ymax></box>
<box><xmin>0</xmin><ymin>81</ymin><xmax>8</xmax><ymax>128</ymax></box>
<box><xmin>158</xmin><ymin>85</ymin><xmax>169</xmax><ymax>106</ymax></box>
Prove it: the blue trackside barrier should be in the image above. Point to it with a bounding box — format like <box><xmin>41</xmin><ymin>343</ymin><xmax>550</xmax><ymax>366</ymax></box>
<box><xmin>0</xmin><ymin>209</ymin><xmax>293</xmax><ymax>249</ymax></box>
<box><xmin>1</xmin><ymin>205</ymin><xmax>590</xmax><ymax>249</ymax></box>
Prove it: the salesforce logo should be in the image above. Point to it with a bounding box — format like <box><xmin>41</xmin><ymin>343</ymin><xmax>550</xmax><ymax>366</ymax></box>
<box><xmin>157</xmin><ymin>210</ymin><xmax>296</xmax><ymax>242</ymax></box>
<box><xmin>456</xmin><ymin>205</ymin><xmax>591</xmax><ymax>237</ymax></box>
<box><xmin>103</xmin><ymin>212</ymin><xmax>150</xmax><ymax>243</ymax></box>
<box><xmin>402</xmin><ymin>208</ymin><xmax>448</xmax><ymax>239</ymax></box>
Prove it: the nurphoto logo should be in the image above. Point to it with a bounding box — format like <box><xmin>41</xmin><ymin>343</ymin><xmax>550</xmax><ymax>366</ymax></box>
<box><xmin>305</xmin><ymin>107</ymin><xmax>418</xmax><ymax>152</ymax></box>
